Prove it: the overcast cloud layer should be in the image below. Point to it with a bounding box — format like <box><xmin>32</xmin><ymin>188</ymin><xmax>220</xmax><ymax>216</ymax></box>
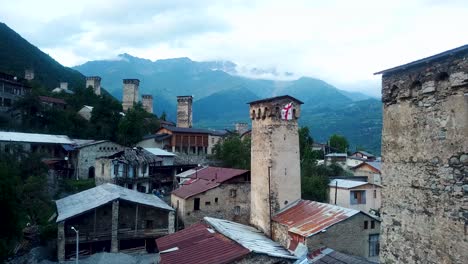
<box><xmin>1</xmin><ymin>0</ymin><xmax>467</xmax><ymax>96</ymax></box>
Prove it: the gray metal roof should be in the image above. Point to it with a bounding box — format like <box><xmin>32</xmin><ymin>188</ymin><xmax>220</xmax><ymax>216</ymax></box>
<box><xmin>144</xmin><ymin>148</ymin><xmax>176</xmax><ymax>157</ymax></box>
<box><xmin>325</xmin><ymin>153</ymin><xmax>347</xmax><ymax>157</ymax></box>
<box><xmin>248</xmin><ymin>95</ymin><xmax>304</xmax><ymax>105</ymax></box>
<box><xmin>56</xmin><ymin>183</ymin><xmax>173</xmax><ymax>222</ymax></box>
<box><xmin>204</xmin><ymin>217</ymin><xmax>297</xmax><ymax>260</ymax></box>
<box><xmin>0</xmin><ymin>131</ymin><xmax>74</xmax><ymax>144</ymax></box>
<box><xmin>374</xmin><ymin>44</ymin><xmax>468</xmax><ymax>75</ymax></box>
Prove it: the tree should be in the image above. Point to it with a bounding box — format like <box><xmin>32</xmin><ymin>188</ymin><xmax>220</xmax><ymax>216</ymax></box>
<box><xmin>160</xmin><ymin>111</ymin><xmax>167</xmax><ymax>121</ymax></box>
<box><xmin>329</xmin><ymin>134</ymin><xmax>349</xmax><ymax>153</ymax></box>
<box><xmin>213</xmin><ymin>134</ymin><xmax>251</xmax><ymax>169</ymax></box>
<box><xmin>117</xmin><ymin>103</ymin><xmax>160</xmax><ymax>147</ymax></box>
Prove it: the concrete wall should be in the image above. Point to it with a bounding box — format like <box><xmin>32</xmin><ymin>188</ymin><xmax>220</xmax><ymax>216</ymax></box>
<box><xmin>176</xmin><ymin>96</ymin><xmax>192</xmax><ymax>128</ymax></box>
<box><xmin>306</xmin><ymin>213</ymin><xmax>381</xmax><ymax>262</ymax></box>
<box><xmin>171</xmin><ymin>182</ymin><xmax>250</xmax><ymax>227</ymax></box>
<box><xmin>76</xmin><ymin>141</ymin><xmax>123</xmax><ymax>180</ymax></box>
<box><xmin>122</xmin><ymin>79</ymin><xmax>139</xmax><ymax>111</ymax></box>
<box><xmin>329</xmin><ymin>185</ymin><xmax>381</xmax><ymax>213</ymax></box>
<box><xmin>136</xmin><ymin>138</ymin><xmax>165</xmax><ymax>149</ymax></box>
<box><xmin>249</xmin><ymin>98</ymin><xmax>302</xmax><ymax>236</ymax></box>
<box><xmin>380</xmin><ymin>51</ymin><xmax>468</xmax><ymax>263</ymax></box>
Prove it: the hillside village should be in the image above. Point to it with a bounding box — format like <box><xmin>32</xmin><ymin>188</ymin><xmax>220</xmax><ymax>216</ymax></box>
<box><xmin>0</xmin><ymin>19</ymin><xmax>467</xmax><ymax>264</ymax></box>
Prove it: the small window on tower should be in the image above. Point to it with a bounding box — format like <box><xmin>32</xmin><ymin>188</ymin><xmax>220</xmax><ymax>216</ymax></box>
<box><xmin>364</xmin><ymin>221</ymin><xmax>369</xmax><ymax>229</ymax></box>
<box><xmin>230</xmin><ymin>189</ymin><xmax>237</xmax><ymax>198</ymax></box>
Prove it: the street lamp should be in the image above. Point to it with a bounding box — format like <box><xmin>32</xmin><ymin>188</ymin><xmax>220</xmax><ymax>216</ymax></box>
<box><xmin>71</xmin><ymin>226</ymin><xmax>79</xmax><ymax>264</ymax></box>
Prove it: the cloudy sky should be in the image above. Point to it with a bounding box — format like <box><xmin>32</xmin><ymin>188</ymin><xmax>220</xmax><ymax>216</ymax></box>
<box><xmin>1</xmin><ymin>0</ymin><xmax>467</xmax><ymax>96</ymax></box>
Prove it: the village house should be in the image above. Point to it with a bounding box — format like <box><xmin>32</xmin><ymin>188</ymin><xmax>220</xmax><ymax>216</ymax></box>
<box><xmin>55</xmin><ymin>183</ymin><xmax>174</xmax><ymax>261</ymax></box>
<box><xmin>77</xmin><ymin>105</ymin><xmax>93</xmax><ymax>121</ymax></box>
<box><xmin>156</xmin><ymin>217</ymin><xmax>297</xmax><ymax>264</ymax></box>
<box><xmin>38</xmin><ymin>95</ymin><xmax>67</xmax><ymax>110</ymax></box>
<box><xmin>171</xmin><ymin>166</ymin><xmax>251</xmax><ymax>226</ymax></box>
<box><xmin>68</xmin><ymin>139</ymin><xmax>124</xmax><ymax>180</ymax></box>
<box><xmin>328</xmin><ymin>179</ymin><xmax>382</xmax><ymax>214</ymax></box>
<box><xmin>136</xmin><ymin>134</ymin><xmax>171</xmax><ymax>149</ymax></box>
<box><xmin>351</xmin><ymin>161</ymin><xmax>381</xmax><ymax>184</ymax></box>
<box><xmin>324</xmin><ymin>153</ymin><xmax>347</xmax><ymax>166</ymax></box>
<box><xmin>346</xmin><ymin>156</ymin><xmax>366</xmax><ymax>168</ymax></box>
<box><xmin>95</xmin><ymin>147</ymin><xmax>164</xmax><ymax>193</ymax></box>
<box><xmin>52</xmin><ymin>82</ymin><xmax>74</xmax><ymax>95</ymax></box>
<box><xmin>350</xmin><ymin>150</ymin><xmax>377</xmax><ymax>161</ymax></box>
<box><xmin>272</xmin><ymin>200</ymin><xmax>381</xmax><ymax>262</ymax></box>
<box><xmin>0</xmin><ymin>71</ymin><xmax>31</xmax><ymax>116</ymax></box>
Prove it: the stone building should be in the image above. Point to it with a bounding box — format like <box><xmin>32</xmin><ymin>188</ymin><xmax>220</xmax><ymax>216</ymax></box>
<box><xmin>176</xmin><ymin>95</ymin><xmax>193</xmax><ymax>128</ymax></box>
<box><xmin>351</xmin><ymin>161</ymin><xmax>381</xmax><ymax>184</ymax></box>
<box><xmin>375</xmin><ymin>44</ymin><xmax>468</xmax><ymax>263</ymax></box>
<box><xmin>25</xmin><ymin>69</ymin><xmax>34</xmax><ymax>81</ymax></box>
<box><xmin>248</xmin><ymin>95</ymin><xmax>303</xmax><ymax>236</ymax></box>
<box><xmin>38</xmin><ymin>95</ymin><xmax>67</xmax><ymax>110</ymax></box>
<box><xmin>0</xmin><ymin>71</ymin><xmax>31</xmax><ymax>115</ymax></box>
<box><xmin>69</xmin><ymin>140</ymin><xmax>124</xmax><ymax>180</ymax></box>
<box><xmin>142</xmin><ymin>94</ymin><xmax>153</xmax><ymax>114</ymax></box>
<box><xmin>95</xmin><ymin>147</ymin><xmax>164</xmax><ymax>193</ymax></box>
<box><xmin>122</xmin><ymin>79</ymin><xmax>139</xmax><ymax>111</ymax></box>
<box><xmin>55</xmin><ymin>183</ymin><xmax>174</xmax><ymax>262</ymax></box>
<box><xmin>272</xmin><ymin>200</ymin><xmax>381</xmax><ymax>262</ymax></box>
<box><xmin>329</xmin><ymin>179</ymin><xmax>382</xmax><ymax>214</ymax></box>
<box><xmin>86</xmin><ymin>76</ymin><xmax>101</xmax><ymax>96</ymax></box>
<box><xmin>171</xmin><ymin>166</ymin><xmax>251</xmax><ymax>226</ymax></box>
<box><xmin>77</xmin><ymin>105</ymin><xmax>93</xmax><ymax>121</ymax></box>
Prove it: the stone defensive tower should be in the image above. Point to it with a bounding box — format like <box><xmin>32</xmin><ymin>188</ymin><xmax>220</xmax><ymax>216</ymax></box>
<box><xmin>86</xmin><ymin>76</ymin><xmax>102</xmax><ymax>95</ymax></box>
<box><xmin>122</xmin><ymin>79</ymin><xmax>140</xmax><ymax>111</ymax></box>
<box><xmin>142</xmin><ymin>94</ymin><xmax>153</xmax><ymax>114</ymax></box>
<box><xmin>176</xmin><ymin>96</ymin><xmax>193</xmax><ymax>128</ymax></box>
<box><xmin>25</xmin><ymin>69</ymin><xmax>34</xmax><ymax>81</ymax></box>
<box><xmin>60</xmin><ymin>82</ymin><xmax>68</xmax><ymax>90</ymax></box>
<box><xmin>249</xmin><ymin>95</ymin><xmax>303</xmax><ymax>236</ymax></box>
<box><xmin>375</xmin><ymin>45</ymin><xmax>468</xmax><ymax>264</ymax></box>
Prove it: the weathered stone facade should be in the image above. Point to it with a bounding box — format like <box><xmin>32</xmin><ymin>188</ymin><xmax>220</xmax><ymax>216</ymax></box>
<box><xmin>73</xmin><ymin>141</ymin><xmax>124</xmax><ymax>180</ymax></box>
<box><xmin>249</xmin><ymin>96</ymin><xmax>302</xmax><ymax>236</ymax></box>
<box><xmin>142</xmin><ymin>94</ymin><xmax>153</xmax><ymax>114</ymax></box>
<box><xmin>171</xmin><ymin>182</ymin><xmax>251</xmax><ymax>227</ymax></box>
<box><xmin>122</xmin><ymin>79</ymin><xmax>139</xmax><ymax>111</ymax></box>
<box><xmin>379</xmin><ymin>47</ymin><xmax>468</xmax><ymax>264</ymax></box>
<box><xmin>176</xmin><ymin>95</ymin><xmax>193</xmax><ymax>128</ymax></box>
<box><xmin>86</xmin><ymin>76</ymin><xmax>101</xmax><ymax>96</ymax></box>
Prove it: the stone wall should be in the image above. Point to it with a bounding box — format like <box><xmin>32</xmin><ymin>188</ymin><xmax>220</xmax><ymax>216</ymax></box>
<box><xmin>122</xmin><ymin>79</ymin><xmax>139</xmax><ymax>111</ymax></box>
<box><xmin>249</xmin><ymin>97</ymin><xmax>302</xmax><ymax>236</ymax></box>
<box><xmin>380</xmin><ymin>51</ymin><xmax>468</xmax><ymax>263</ymax></box>
<box><xmin>172</xmin><ymin>182</ymin><xmax>251</xmax><ymax>227</ymax></box>
<box><xmin>306</xmin><ymin>213</ymin><xmax>380</xmax><ymax>262</ymax></box>
<box><xmin>76</xmin><ymin>141</ymin><xmax>123</xmax><ymax>180</ymax></box>
<box><xmin>142</xmin><ymin>94</ymin><xmax>153</xmax><ymax>114</ymax></box>
<box><xmin>86</xmin><ymin>76</ymin><xmax>101</xmax><ymax>95</ymax></box>
<box><xmin>176</xmin><ymin>96</ymin><xmax>192</xmax><ymax>128</ymax></box>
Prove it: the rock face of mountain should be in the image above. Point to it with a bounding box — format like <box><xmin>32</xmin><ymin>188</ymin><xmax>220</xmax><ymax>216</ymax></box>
<box><xmin>0</xmin><ymin>23</ymin><xmax>84</xmax><ymax>89</ymax></box>
<box><xmin>74</xmin><ymin>55</ymin><xmax>382</xmax><ymax>154</ymax></box>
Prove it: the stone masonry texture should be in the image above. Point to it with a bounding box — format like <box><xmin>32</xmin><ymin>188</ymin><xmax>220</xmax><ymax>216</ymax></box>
<box><xmin>176</xmin><ymin>96</ymin><xmax>193</xmax><ymax>128</ymax></box>
<box><xmin>380</xmin><ymin>49</ymin><xmax>468</xmax><ymax>263</ymax></box>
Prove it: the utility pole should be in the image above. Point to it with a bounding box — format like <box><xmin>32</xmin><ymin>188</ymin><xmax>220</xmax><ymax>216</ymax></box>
<box><xmin>71</xmin><ymin>226</ymin><xmax>79</xmax><ymax>264</ymax></box>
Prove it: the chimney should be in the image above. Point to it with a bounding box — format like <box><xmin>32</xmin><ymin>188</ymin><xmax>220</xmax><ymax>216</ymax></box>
<box><xmin>60</xmin><ymin>82</ymin><xmax>68</xmax><ymax>90</ymax></box>
<box><xmin>122</xmin><ymin>79</ymin><xmax>140</xmax><ymax>111</ymax></box>
<box><xmin>86</xmin><ymin>76</ymin><xmax>102</xmax><ymax>95</ymax></box>
<box><xmin>235</xmin><ymin>122</ymin><xmax>249</xmax><ymax>135</ymax></box>
<box><xmin>25</xmin><ymin>69</ymin><xmax>34</xmax><ymax>81</ymax></box>
<box><xmin>142</xmin><ymin>94</ymin><xmax>154</xmax><ymax>114</ymax></box>
<box><xmin>176</xmin><ymin>95</ymin><xmax>193</xmax><ymax>128</ymax></box>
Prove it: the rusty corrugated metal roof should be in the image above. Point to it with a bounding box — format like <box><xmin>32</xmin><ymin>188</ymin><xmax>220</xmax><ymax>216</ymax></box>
<box><xmin>156</xmin><ymin>223</ymin><xmax>250</xmax><ymax>264</ymax></box>
<box><xmin>272</xmin><ymin>200</ymin><xmax>359</xmax><ymax>238</ymax></box>
<box><xmin>193</xmin><ymin>166</ymin><xmax>249</xmax><ymax>182</ymax></box>
<box><xmin>171</xmin><ymin>179</ymin><xmax>220</xmax><ymax>199</ymax></box>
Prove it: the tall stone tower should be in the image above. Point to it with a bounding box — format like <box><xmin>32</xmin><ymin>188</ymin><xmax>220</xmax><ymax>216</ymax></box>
<box><xmin>60</xmin><ymin>82</ymin><xmax>68</xmax><ymax>90</ymax></box>
<box><xmin>122</xmin><ymin>79</ymin><xmax>140</xmax><ymax>111</ymax></box>
<box><xmin>86</xmin><ymin>76</ymin><xmax>102</xmax><ymax>95</ymax></box>
<box><xmin>176</xmin><ymin>96</ymin><xmax>193</xmax><ymax>128</ymax></box>
<box><xmin>25</xmin><ymin>69</ymin><xmax>34</xmax><ymax>81</ymax></box>
<box><xmin>249</xmin><ymin>95</ymin><xmax>303</xmax><ymax>236</ymax></box>
<box><xmin>142</xmin><ymin>94</ymin><xmax>153</xmax><ymax>114</ymax></box>
<box><xmin>376</xmin><ymin>45</ymin><xmax>468</xmax><ymax>264</ymax></box>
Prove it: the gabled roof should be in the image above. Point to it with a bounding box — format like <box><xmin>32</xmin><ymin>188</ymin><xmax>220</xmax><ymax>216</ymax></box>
<box><xmin>144</xmin><ymin>148</ymin><xmax>175</xmax><ymax>157</ymax></box>
<box><xmin>204</xmin><ymin>217</ymin><xmax>297</xmax><ymax>260</ymax></box>
<box><xmin>248</xmin><ymin>95</ymin><xmax>304</xmax><ymax>105</ymax></box>
<box><xmin>160</xmin><ymin>125</ymin><xmax>229</xmax><ymax>136</ymax></box>
<box><xmin>72</xmin><ymin>139</ymin><xmax>111</xmax><ymax>149</ymax></box>
<box><xmin>352</xmin><ymin>150</ymin><xmax>375</xmax><ymax>158</ymax></box>
<box><xmin>100</xmin><ymin>147</ymin><xmax>162</xmax><ymax>165</ymax></box>
<box><xmin>308</xmin><ymin>248</ymin><xmax>374</xmax><ymax>264</ymax></box>
<box><xmin>329</xmin><ymin>179</ymin><xmax>370</xmax><ymax>189</ymax></box>
<box><xmin>374</xmin><ymin>44</ymin><xmax>468</xmax><ymax>75</ymax></box>
<box><xmin>352</xmin><ymin>161</ymin><xmax>381</xmax><ymax>173</ymax></box>
<box><xmin>0</xmin><ymin>131</ymin><xmax>74</xmax><ymax>144</ymax></box>
<box><xmin>38</xmin><ymin>96</ymin><xmax>66</xmax><ymax>105</ymax></box>
<box><xmin>156</xmin><ymin>222</ymin><xmax>250</xmax><ymax>264</ymax></box>
<box><xmin>272</xmin><ymin>200</ymin><xmax>360</xmax><ymax>237</ymax></box>
<box><xmin>171</xmin><ymin>167</ymin><xmax>249</xmax><ymax>199</ymax></box>
<box><xmin>142</xmin><ymin>133</ymin><xmax>172</xmax><ymax>141</ymax></box>
<box><xmin>56</xmin><ymin>183</ymin><xmax>173</xmax><ymax>222</ymax></box>
<box><xmin>325</xmin><ymin>153</ymin><xmax>347</xmax><ymax>157</ymax></box>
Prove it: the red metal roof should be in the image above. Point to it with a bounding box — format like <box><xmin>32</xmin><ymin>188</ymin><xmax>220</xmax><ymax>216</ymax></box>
<box><xmin>172</xmin><ymin>167</ymin><xmax>249</xmax><ymax>199</ymax></box>
<box><xmin>272</xmin><ymin>200</ymin><xmax>359</xmax><ymax>238</ymax></box>
<box><xmin>38</xmin><ymin>96</ymin><xmax>66</xmax><ymax>105</ymax></box>
<box><xmin>156</xmin><ymin>223</ymin><xmax>250</xmax><ymax>264</ymax></box>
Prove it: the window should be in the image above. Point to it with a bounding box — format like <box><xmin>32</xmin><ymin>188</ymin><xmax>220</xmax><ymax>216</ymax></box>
<box><xmin>230</xmin><ymin>189</ymin><xmax>237</xmax><ymax>198</ymax></box>
<box><xmin>350</xmin><ymin>191</ymin><xmax>366</xmax><ymax>204</ymax></box>
<box><xmin>113</xmin><ymin>164</ymin><xmax>119</xmax><ymax>176</ymax></box>
<box><xmin>369</xmin><ymin>234</ymin><xmax>380</xmax><ymax>257</ymax></box>
<box><xmin>194</xmin><ymin>198</ymin><xmax>200</xmax><ymax>211</ymax></box>
<box><xmin>146</xmin><ymin>220</ymin><xmax>154</xmax><ymax>229</ymax></box>
<box><xmin>373</xmin><ymin>190</ymin><xmax>377</xmax><ymax>199</ymax></box>
<box><xmin>141</xmin><ymin>163</ymin><xmax>147</xmax><ymax>175</ymax></box>
<box><xmin>364</xmin><ymin>221</ymin><xmax>368</xmax><ymax>229</ymax></box>
<box><xmin>371</xmin><ymin>220</ymin><xmax>375</xmax><ymax>229</ymax></box>
<box><xmin>215</xmin><ymin>198</ymin><xmax>218</xmax><ymax>204</ymax></box>
<box><xmin>205</xmin><ymin>201</ymin><xmax>211</xmax><ymax>206</ymax></box>
<box><xmin>234</xmin><ymin>206</ymin><xmax>240</xmax><ymax>215</ymax></box>
<box><xmin>127</xmin><ymin>184</ymin><xmax>133</xmax><ymax>190</ymax></box>
<box><xmin>101</xmin><ymin>164</ymin><xmax>105</xmax><ymax>175</ymax></box>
